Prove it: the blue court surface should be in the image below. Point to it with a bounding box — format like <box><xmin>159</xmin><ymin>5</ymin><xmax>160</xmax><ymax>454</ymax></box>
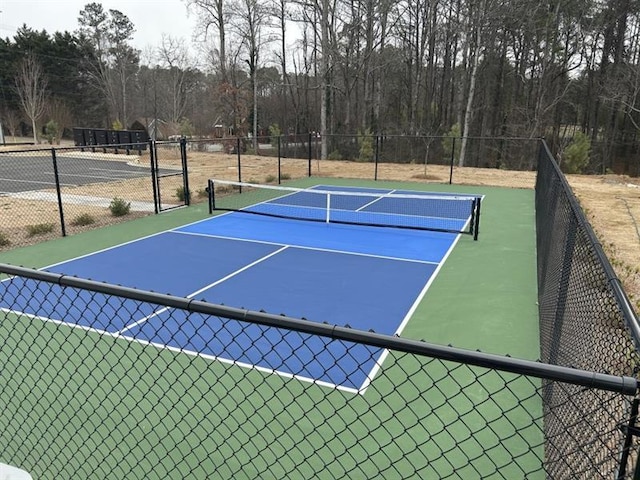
<box><xmin>0</xmin><ymin>185</ymin><xmax>478</xmax><ymax>392</ymax></box>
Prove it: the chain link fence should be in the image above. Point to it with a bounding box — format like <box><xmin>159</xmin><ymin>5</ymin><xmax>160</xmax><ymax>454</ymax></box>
<box><xmin>0</xmin><ymin>263</ymin><xmax>638</xmax><ymax>479</ymax></box>
<box><xmin>1</xmin><ymin>138</ymin><xmax>640</xmax><ymax>477</ymax></box>
<box><xmin>0</xmin><ymin>135</ymin><xmax>544</xmax><ymax>251</ymax></box>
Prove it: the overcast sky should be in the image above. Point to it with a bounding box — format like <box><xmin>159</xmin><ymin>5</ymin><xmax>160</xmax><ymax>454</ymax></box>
<box><xmin>0</xmin><ymin>0</ymin><xmax>199</xmax><ymax>52</ymax></box>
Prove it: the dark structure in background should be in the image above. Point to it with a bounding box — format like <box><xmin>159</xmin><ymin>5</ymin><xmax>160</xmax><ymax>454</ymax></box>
<box><xmin>73</xmin><ymin>127</ymin><xmax>148</xmax><ymax>153</ymax></box>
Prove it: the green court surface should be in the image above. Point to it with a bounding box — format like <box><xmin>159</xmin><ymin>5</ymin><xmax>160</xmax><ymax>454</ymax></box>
<box><xmin>0</xmin><ymin>178</ymin><xmax>542</xmax><ymax>479</ymax></box>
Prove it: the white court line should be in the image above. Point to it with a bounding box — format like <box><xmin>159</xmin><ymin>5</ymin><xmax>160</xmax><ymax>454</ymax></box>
<box><xmin>117</xmin><ymin>245</ymin><xmax>289</xmax><ymax>334</ymax></box>
<box><xmin>357</xmin><ymin>229</ymin><xmax>465</xmax><ymax>395</ymax></box>
<box><xmin>0</xmin><ymin>304</ymin><xmax>361</xmax><ymax>396</ymax></box>
<box><xmin>171</xmin><ymin>229</ymin><xmax>439</xmax><ymax>265</ymax></box>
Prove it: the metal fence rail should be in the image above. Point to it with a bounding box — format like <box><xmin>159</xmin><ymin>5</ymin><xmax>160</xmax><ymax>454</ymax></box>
<box><xmin>0</xmin><ymin>263</ymin><xmax>638</xmax><ymax>479</ymax></box>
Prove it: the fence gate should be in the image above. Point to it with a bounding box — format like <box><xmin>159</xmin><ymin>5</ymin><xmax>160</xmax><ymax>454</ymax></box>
<box><xmin>150</xmin><ymin>139</ymin><xmax>190</xmax><ymax>212</ymax></box>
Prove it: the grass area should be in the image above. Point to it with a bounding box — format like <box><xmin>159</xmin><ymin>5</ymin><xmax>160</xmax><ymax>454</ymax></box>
<box><xmin>0</xmin><ymin>178</ymin><xmax>542</xmax><ymax>479</ymax></box>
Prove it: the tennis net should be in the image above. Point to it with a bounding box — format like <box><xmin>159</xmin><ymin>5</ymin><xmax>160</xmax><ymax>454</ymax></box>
<box><xmin>207</xmin><ymin>179</ymin><xmax>482</xmax><ymax>239</ymax></box>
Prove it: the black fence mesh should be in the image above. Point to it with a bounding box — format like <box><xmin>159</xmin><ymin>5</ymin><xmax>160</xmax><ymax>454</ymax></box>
<box><xmin>0</xmin><ymin>146</ymin><xmax>157</xmax><ymax>250</ymax></box>
<box><xmin>535</xmin><ymin>142</ymin><xmax>640</xmax><ymax>479</ymax></box>
<box><xmin>0</xmin><ymin>264</ymin><xmax>637</xmax><ymax>479</ymax></box>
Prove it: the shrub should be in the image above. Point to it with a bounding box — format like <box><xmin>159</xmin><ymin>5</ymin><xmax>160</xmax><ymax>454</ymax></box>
<box><xmin>280</xmin><ymin>173</ymin><xmax>291</xmax><ymax>180</ymax></box>
<box><xmin>179</xmin><ymin>117</ymin><xmax>195</xmax><ymax>137</ymax></box>
<box><xmin>265</xmin><ymin>174</ymin><xmax>277</xmax><ymax>183</ymax></box>
<box><xmin>562</xmin><ymin>132</ymin><xmax>591</xmax><ymax>174</ymax></box>
<box><xmin>269</xmin><ymin>124</ymin><xmax>282</xmax><ymax>148</ymax></box>
<box><xmin>109</xmin><ymin>197</ymin><xmax>131</xmax><ymax>217</ymax></box>
<box><xmin>197</xmin><ymin>188</ymin><xmax>209</xmax><ymax>198</ymax></box>
<box><xmin>357</xmin><ymin>129</ymin><xmax>374</xmax><ymax>162</ymax></box>
<box><xmin>71</xmin><ymin>213</ymin><xmax>96</xmax><ymax>226</ymax></box>
<box><xmin>442</xmin><ymin>123</ymin><xmax>461</xmax><ymax>162</ymax></box>
<box><xmin>44</xmin><ymin>120</ymin><xmax>60</xmax><ymax>145</ymax></box>
<box><xmin>328</xmin><ymin>149</ymin><xmax>342</xmax><ymax>160</ymax></box>
<box><xmin>0</xmin><ymin>232</ymin><xmax>10</xmax><ymax>247</ymax></box>
<box><xmin>176</xmin><ymin>186</ymin><xmax>185</xmax><ymax>202</ymax></box>
<box><xmin>26</xmin><ymin>223</ymin><xmax>54</xmax><ymax>237</ymax></box>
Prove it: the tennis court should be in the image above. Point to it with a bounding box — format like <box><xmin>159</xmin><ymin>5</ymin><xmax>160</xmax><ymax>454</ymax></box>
<box><xmin>1</xmin><ymin>182</ymin><xmax>481</xmax><ymax>392</ymax></box>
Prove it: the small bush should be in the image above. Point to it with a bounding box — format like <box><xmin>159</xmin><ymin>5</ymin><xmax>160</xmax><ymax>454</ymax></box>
<box><xmin>269</xmin><ymin>124</ymin><xmax>282</xmax><ymax>148</ymax></box>
<box><xmin>109</xmin><ymin>197</ymin><xmax>131</xmax><ymax>217</ymax></box>
<box><xmin>280</xmin><ymin>173</ymin><xmax>291</xmax><ymax>180</ymax></box>
<box><xmin>26</xmin><ymin>223</ymin><xmax>55</xmax><ymax>237</ymax></box>
<box><xmin>176</xmin><ymin>186</ymin><xmax>185</xmax><ymax>201</ymax></box>
<box><xmin>44</xmin><ymin>120</ymin><xmax>60</xmax><ymax>145</ymax></box>
<box><xmin>442</xmin><ymin>123</ymin><xmax>462</xmax><ymax>162</ymax></box>
<box><xmin>562</xmin><ymin>132</ymin><xmax>591</xmax><ymax>174</ymax></box>
<box><xmin>265</xmin><ymin>174</ymin><xmax>277</xmax><ymax>183</ymax></box>
<box><xmin>0</xmin><ymin>232</ymin><xmax>10</xmax><ymax>246</ymax></box>
<box><xmin>71</xmin><ymin>213</ymin><xmax>96</xmax><ymax>226</ymax></box>
<box><xmin>357</xmin><ymin>129</ymin><xmax>374</xmax><ymax>162</ymax></box>
<box><xmin>197</xmin><ymin>188</ymin><xmax>208</xmax><ymax>198</ymax></box>
<box><xmin>328</xmin><ymin>149</ymin><xmax>342</xmax><ymax>161</ymax></box>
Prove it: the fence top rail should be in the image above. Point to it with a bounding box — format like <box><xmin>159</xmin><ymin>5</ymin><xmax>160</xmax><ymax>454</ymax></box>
<box><xmin>1</xmin><ymin>262</ymin><xmax>637</xmax><ymax>396</ymax></box>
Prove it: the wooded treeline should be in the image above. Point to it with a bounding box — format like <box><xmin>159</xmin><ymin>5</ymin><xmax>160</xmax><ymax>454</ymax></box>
<box><xmin>1</xmin><ymin>0</ymin><xmax>640</xmax><ymax>169</ymax></box>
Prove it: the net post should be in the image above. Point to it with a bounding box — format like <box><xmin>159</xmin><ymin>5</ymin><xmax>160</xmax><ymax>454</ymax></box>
<box><xmin>449</xmin><ymin>137</ymin><xmax>455</xmax><ymax>184</ymax></box>
<box><xmin>149</xmin><ymin>139</ymin><xmax>159</xmax><ymax>214</ymax></box>
<box><xmin>374</xmin><ymin>134</ymin><xmax>379</xmax><ymax>181</ymax></box>
<box><xmin>473</xmin><ymin>197</ymin><xmax>481</xmax><ymax>241</ymax></box>
<box><xmin>326</xmin><ymin>192</ymin><xmax>331</xmax><ymax>223</ymax></box>
<box><xmin>237</xmin><ymin>137</ymin><xmax>242</xmax><ymax>192</ymax></box>
<box><xmin>208</xmin><ymin>179</ymin><xmax>215</xmax><ymax>214</ymax></box>
<box><xmin>180</xmin><ymin>137</ymin><xmax>190</xmax><ymax>206</ymax></box>
<box><xmin>51</xmin><ymin>147</ymin><xmax>66</xmax><ymax>237</ymax></box>
<box><xmin>278</xmin><ymin>135</ymin><xmax>282</xmax><ymax>184</ymax></box>
<box><xmin>308</xmin><ymin>132</ymin><xmax>312</xmax><ymax>177</ymax></box>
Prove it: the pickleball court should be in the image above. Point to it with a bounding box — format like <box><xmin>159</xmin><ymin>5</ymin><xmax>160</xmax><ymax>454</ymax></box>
<box><xmin>1</xmin><ymin>182</ymin><xmax>482</xmax><ymax>392</ymax></box>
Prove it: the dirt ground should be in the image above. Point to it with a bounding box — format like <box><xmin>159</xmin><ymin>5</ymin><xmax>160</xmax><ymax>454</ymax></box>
<box><xmin>2</xmin><ymin>145</ymin><xmax>639</xmax><ymax>312</ymax></box>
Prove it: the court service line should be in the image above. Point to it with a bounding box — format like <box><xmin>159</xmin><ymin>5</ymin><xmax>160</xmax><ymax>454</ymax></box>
<box><xmin>270</xmin><ymin>200</ymin><xmax>467</xmax><ymax>221</ymax></box>
<box><xmin>170</xmin><ymin>229</ymin><xmax>440</xmax><ymax>265</ymax></box>
<box><xmin>116</xmin><ymin>245</ymin><xmax>290</xmax><ymax>335</ymax></box>
<box><xmin>358</xmin><ymin>230</ymin><xmax>464</xmax><ymax>394</ymax></box>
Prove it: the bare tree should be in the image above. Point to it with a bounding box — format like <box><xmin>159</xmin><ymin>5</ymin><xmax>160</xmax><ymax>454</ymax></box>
<box><xmin>157</xmin><ymin>35</ymin><xmax>198</xmax><ymax>123</ymax></box>
<box><xmin>186</xmin><ymin>0</ymin><xmax>229</xmax><ymax>82</ymax></box>
<box><xmin>228</xmin><ymin>0</ymin><xmax>273</xmax><ymax>148</ymax></box>
<box><xmin>0</xmin><ymin>108</ymin><xmax>23</xmax><ymax>141</ymax></box>
<box><xmin>15</xmin><ymin>54</ymin><xmax>49</xmax><ymax>144</ymax></box>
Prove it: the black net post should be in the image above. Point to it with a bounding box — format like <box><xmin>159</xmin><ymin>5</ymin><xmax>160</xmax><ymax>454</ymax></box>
<box><xmin>237</xmin><ymin>137</ymin><xmax>242</xmax><ymax>192</ymax></box>
<box><xmin>180</xmin><ymin>137</ymin><xmax>191</xmax><ymax>206</ymax></box>
<box><xmin>374</xmin><ymin>135</ymin><xmax>380</xmax><ymax>181</ymax></box>
<box><xmin>50</xmin><ymin>147</ymin><xmax>66</xmax><ymax>237</ymax></box>
<box><xmin>472</xmin><ymin>197</ymin><xmax>481</xmax><ymax>241</ymax></box>
<box><xmin>449</xmin><ymin>137</ymin><xmax>456</xmax><ymax>184</ymax></box>
<box><xmin>208</xmin><ymin>179</ymin><xmax>215</xmax><ymax>213</ymax></box>
<box><xmin>149</xmin><ymin>139</ymin><xmax>159</xmax><ymax>214</ymax></box>
<box><xmin>278</xmin><ymin>135</ymin><xmax>282</xmax><ymax>184</ymax></box>
<box><xmin>308</xmin><ymin>132</ymin><xmax>312</xmax><ymax>177</ymax></box>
